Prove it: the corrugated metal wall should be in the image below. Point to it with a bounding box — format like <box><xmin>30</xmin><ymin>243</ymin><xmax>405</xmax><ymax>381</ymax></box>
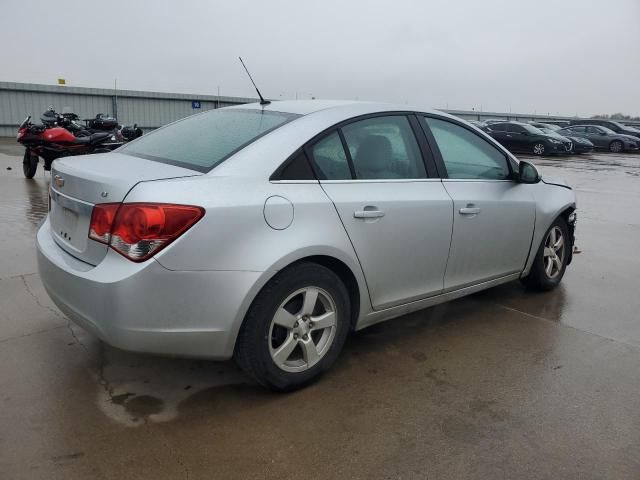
<box><xmin>1</xmin><ymin>81</ymin><xmax>587</xmax><ymax>137</ymax></box>
<box><xmin>0</xmin><ymin>82</ymin><xmax>256</xmax><ymax>136</ymax></box>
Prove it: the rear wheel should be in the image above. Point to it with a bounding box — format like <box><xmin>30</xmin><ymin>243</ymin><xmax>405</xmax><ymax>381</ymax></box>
<box><xmin>22</xmin><ymin>149</ymin><xmax>39</xmax><ymax>179</ymax></box>
<box><xmin>521</xmin><ymin>217</ymin><xmax>569</xmax><ymax>291</ymax></box>
<box><xmin>532</xmin><ymin>142</ymin><xmax>546</xmax><ymax>155</ymax></box>
<box><xmin>234</xmin><ymin>262</ymin><xmax>351</xmax><ymax>391</ymax></box>
<box><xmin>609</xmin><ymin>140</ymin><xmax>623</xmax><ymax>153</ymax></box>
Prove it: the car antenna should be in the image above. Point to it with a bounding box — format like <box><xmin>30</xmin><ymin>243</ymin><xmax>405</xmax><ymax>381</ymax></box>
<box><xmin>239</xmin><ymin>56</ymin><xmax>270</xmax><ymax>106</ymax></box>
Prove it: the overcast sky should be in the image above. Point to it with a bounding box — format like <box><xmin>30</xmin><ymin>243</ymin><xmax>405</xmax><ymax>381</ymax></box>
<box><xmin>1</xmin><ymin>0</ymin><xmax>639</xmax><ymax>117</ymax></box>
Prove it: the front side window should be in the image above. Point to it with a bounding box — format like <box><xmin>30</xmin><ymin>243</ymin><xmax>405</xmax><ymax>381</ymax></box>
<box><xmin>309</xmin><ymin>131</ymin><xmax>352</xmax><ymax>180</ymax></box>
<box><xmin>424</xmin><ymin>117</ymin><xmax>510</xmax><ymax>180</ymax></box>
<box><xmin>341</xmin><ymin>116</ymin><xmax>426</xmax><ymax>180</ymax></box>
<box><xmin>121</xmin><ymin>109</ymin><xmax>299</xmax><ymax>172</ymax></box>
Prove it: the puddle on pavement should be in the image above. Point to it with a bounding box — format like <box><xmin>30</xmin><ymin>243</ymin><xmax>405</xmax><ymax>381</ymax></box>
<box><xmin>94</xmin><ymin>341</ymin><xmax>248</xmax><ymax>426</ymax></box>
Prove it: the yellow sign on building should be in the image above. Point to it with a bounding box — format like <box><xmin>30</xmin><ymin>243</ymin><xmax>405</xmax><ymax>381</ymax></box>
<box><xmin>57</xmin><ymin>78</ymin><xmax>66</xmax><ymax>85</ymax></box>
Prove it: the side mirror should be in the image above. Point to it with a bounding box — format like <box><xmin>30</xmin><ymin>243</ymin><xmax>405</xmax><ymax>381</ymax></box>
<box><xmin>517</xmin><ymin>161</ymin><xmax>540</xmax><ymax>184</ymax></box>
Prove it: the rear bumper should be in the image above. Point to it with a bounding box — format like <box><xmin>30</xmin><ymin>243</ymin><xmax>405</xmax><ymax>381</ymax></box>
<box><xmin>36</xmin><ymin>216</ymin><xmax>262</xmax><ymax>359</ymax></box>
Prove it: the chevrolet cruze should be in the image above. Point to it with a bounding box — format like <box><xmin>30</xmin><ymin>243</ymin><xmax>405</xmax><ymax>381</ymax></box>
<box><xmin>37</xmin><ymin>101</ymin><xmax>577</xmax><ymax>390</ymax></box>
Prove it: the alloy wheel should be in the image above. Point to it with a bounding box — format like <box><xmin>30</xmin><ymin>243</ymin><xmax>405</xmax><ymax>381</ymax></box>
<box><xmin>533</xmin><ymin>143</ymin><xmax>545</xmax><ymax>155</ymax></box>
<box><xmin>268</xmin><ymin>287</ymin><xmax>337</xmax><ymax>372</ymax></box>
<box><xmin>543</xmin><ymin>226</ymin><xmax>565</xmax><ymax>279</ymax></box>
<box><xmin>610</xmin><ymin>141</ymin><xmax>623</xmax><ymax>153</ymax></box>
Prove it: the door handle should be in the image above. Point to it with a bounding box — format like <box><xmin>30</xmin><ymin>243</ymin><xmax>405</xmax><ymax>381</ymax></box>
<box><xmin>354</xmin><ymin>208</ymin><xmax>385</xmax><ymax>219</ymax></box>
<box><xmin>459</xmin><ymin>206</ymin><xmax>480</xmax><ymax>215</ymax></box>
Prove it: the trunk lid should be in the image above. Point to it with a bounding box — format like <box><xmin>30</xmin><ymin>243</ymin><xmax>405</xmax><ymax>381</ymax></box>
<box><xmin>49</xmin><ymin>152</ymin><xmax>201</xmax><ymax>265</ymax></box>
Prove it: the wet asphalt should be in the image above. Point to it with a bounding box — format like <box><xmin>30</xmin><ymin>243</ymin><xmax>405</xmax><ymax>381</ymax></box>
<box><xmin>0</xmin><ymin>138</ymin><xmax>639</xmax><ymax>479</ymax></box>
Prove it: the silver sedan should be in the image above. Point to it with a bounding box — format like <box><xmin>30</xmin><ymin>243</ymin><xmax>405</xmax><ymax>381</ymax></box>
<box><xmin>37</xmin><ymin>101</ymin><xmax>577</xmax><ymax>390</ymax></box>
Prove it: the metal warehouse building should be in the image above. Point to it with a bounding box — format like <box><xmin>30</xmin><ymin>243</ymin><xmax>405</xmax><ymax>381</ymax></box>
<box><xmin>2</xmin><ymin>81</ymin><xmax>595</xmax><ymax>138</ymax></box>
<box><xmin>0</xmin><ymin>81</ymin><xmax>257</xmax><ymax>137</ymax></box>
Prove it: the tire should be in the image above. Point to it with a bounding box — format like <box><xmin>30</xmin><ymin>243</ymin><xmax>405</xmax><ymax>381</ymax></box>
<box><xmin>22</xmin><ymin>149</ymin><xmax>39</xmax><ymax>179</ymax></box>
<box><xmin>532</xmin><ymin>142</ymin><xmax>546</xmax><ymax>156</ymax></box>
<box><xmin>234</xmin><ymin>262</ymin><xmax>351</xmax><ymax>391</ymax></box>
<box><xmin>609</xmin><ymin>140</ymin><xmax>623</xmax><ymax>153</ymax></box>
<box><xmin>521</xmin><ymin>217</ymin><xmax>570</xmax><ymax>291</ymax></box>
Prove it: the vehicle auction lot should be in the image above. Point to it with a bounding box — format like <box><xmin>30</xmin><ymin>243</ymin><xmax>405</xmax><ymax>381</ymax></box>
<box><xmin>1</xmin><ymin>139</ymin><xmax>639</xmax><ymax>479</ymax></box>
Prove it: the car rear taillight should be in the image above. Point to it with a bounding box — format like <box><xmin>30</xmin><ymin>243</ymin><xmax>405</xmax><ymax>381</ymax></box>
<box><xmin>88</xmin><ymin>203</ymin><xmax>204</xmax><ymax>262</ymax></box>
<box><xmin>89</xmin><ymin>203</ymin><xmax>120</xmax><ymax>244</ymax></box>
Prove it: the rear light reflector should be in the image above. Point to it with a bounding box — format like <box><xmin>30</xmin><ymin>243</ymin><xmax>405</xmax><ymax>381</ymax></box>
<box><xmin>88</xmin><ymin>203</ymin><xmax>204</xmax><ymax>262</ymax></box>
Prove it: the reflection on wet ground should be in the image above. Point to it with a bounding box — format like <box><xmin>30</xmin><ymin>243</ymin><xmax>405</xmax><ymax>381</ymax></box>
<box><xmin>1</xmin><ymin>139</ymin><xmax>640</xmax><ymax>479</ymax></box>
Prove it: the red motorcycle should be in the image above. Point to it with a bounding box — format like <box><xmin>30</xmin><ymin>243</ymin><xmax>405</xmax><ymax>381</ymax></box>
<box><xmin>16</xmin><ymin>115</ymin><xmax>123</xmax><ymax>178</ymax></box>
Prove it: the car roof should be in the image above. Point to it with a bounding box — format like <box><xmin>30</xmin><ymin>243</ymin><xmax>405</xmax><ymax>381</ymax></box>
<box><xmin>227</xmin><ymin>99</ymin><xmax>448</xmax><ymax>118</ymax></box>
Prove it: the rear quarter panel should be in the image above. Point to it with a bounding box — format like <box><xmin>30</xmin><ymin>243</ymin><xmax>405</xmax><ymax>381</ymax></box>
<box><xmin>123</xmin><ymin>174</ymin><xmax>372</xmax><ymax>329</ymax></box>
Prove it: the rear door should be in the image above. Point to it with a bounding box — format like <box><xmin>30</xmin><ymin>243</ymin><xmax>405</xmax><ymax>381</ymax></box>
<box><xmin>309</xmin><ymin>114</ymin><xmax>453</xmax><ymax>310</ymax></box>
<box><xmin>487</xmin><ymin>123</ymin><xmax>509</xmax><ymax>148</ymax></box>
<box><xmin>505</xmin><ymin>123</ymin><xmax>530</xmax><ymax>151</ymax></box>
<box><xmin>420</xmin><ymin>116</ymin><xmax>536</xmax><ymax>290</ymax></box>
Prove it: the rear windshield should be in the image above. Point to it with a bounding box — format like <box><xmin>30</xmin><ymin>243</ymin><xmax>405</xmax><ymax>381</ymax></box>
<box><xmin>121</xmin><ymin>108</ymin><xmax>299</xmax><ymax>172</ymax></box>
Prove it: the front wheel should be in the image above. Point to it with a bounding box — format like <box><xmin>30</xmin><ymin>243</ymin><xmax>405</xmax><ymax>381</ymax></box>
<box><xmin>521</xmin><ymin>217</ymin><xmax>570</xmax><ymax>291</ymax></box>
<box><xmin>234</xmin><ymin>262</ymin><xmax>351</xmax><ymax>391</ymax></box>
<box><xmin>23</xmin><ymin>149</ymin><xmax>39</xmax><ymax>179</ymax></box>
<box><xmin>609</xmin><ymin>140</ymin><xmax>623</xmax><ymax>153</ymax></box>
<box><xmin>532</xmin><ymin>142</ymin><xmax>546</xmax><ymax>156</ymax></box>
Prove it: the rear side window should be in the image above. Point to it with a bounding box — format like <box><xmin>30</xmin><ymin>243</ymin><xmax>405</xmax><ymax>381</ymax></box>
<box><xmin>423</xmin><ymin>117</ymin><xmax>510</xmax><ymax>180</ymax></box>
<box><xmin>309</xmin><ymin>131</ymin><xmax>352</xmax><ymax>180</ymax></box>
<box><xmin>121</xmin><ymin>109</ymin><xmax>298</xmax><ymax>172</ymax></box>
<box><xmin>274</xmin><ymin>151</ymin><xmax>316</xmax><ymax>180</ymax></box>
<box><xmin>341</xmin><ymin>116</ymin><xmax>426</xmax><ymax>180</ymax></box>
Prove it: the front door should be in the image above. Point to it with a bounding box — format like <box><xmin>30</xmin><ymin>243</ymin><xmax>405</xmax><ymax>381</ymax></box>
<box><xmin>585</xmin><ymin>126</ymin><xmax>609</xmax><ymax>148</ymax></box>
<box><xmin>307</xmin><ymin>115</ymin><xmax>453</xmax><ymax>310</ymax></box>
<box><xmin>421</xmin><ymin>116</ymin><xmax>536</xmax><ymax>290</ymax></box>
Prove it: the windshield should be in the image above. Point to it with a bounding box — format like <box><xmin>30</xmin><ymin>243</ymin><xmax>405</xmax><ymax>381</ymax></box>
<box><xmin>121</xmin><ymin>108</ymin><xmax>300</xmax><ymax>172</ymax></box>
<box><xmin>598</xmin><ymin>126</ymin><xmax>617</xmax><ymax>135</ymax></box>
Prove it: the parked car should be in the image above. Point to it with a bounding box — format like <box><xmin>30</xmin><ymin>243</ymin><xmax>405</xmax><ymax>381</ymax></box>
<box><xmin>485</xmin><ymin>121</ymin><xmax>573</xmax><ymax>155</ymax></box>
<box><xmin>568</xmin><ymin>119</ymin><xmax>640</xmax><ymax>139</ymax></box>
<box><xmin>530</xmin><ymin>123</ymin><xmax>594</xmax><ymax>154</ymax></box>
<box><xmin>558</xmin><ymin>125</ymin><xmax>640</xmax><ymax>153</ymax></box>
<box><xmin>37</xmin><ymin>101</ymin><xmax>577</xmax><ymax>391</ymax></box>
